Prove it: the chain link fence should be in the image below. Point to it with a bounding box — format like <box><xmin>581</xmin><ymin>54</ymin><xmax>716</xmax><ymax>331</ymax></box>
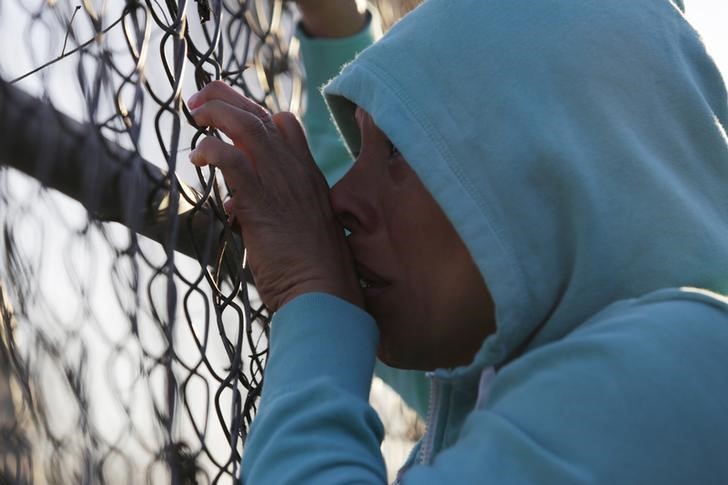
<box><xmin>0</xmin><ymin>1</ymin><xmax>421</xmax><ymax>483</ymax></box>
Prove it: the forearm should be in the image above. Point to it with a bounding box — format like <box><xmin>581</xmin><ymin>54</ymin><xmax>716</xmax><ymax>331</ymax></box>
<box><xmin>242</xmin><ymin>293</ymin><xmax>387</xmax><ymax>483</ymax></box>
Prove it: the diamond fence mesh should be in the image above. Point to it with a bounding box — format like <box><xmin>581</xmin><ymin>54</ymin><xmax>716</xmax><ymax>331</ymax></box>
<box><xmin>0</xmin><ymin>1</ymin><xmax>420</xmax><ymax>483</ymax></box>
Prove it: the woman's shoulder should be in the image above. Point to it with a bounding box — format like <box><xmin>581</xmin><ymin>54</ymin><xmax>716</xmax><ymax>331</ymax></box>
<box><xmin>466</xmin><ymin>288</ymin><xmax>728</xmax><ymax>483</ymax></box>
<box><xmin>571</xmin><ymin>287</ymin><xmax>728</xmax><ymax>344</ymax></box>
<box><xmin>501</xmin><ymin>287</ymin><xmax>728</xmax><ymax>385</ymax></box>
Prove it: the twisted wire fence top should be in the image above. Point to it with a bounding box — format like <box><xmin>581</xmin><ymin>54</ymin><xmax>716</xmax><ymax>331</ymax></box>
<box><xmin>0</xmin><ymin>1</ymin><xmax>420</xmax><ymax>483</ymax></box>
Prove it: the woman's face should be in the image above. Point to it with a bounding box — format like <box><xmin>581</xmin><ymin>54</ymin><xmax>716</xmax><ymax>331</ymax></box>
<box><xmin>329</xmin><ymin>108</ymin><xmax>495</xmax><ymax>370</ymax></box>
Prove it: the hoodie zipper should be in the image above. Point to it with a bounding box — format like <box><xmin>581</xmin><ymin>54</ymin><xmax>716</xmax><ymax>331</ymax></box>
<box><xmin>393</xmin><ymin>368</ymin><xmax>497</xmax><ymax>483</ymax></box>
<box><xmin>392</xmin><ymin>374</ymin><xmax>442</xmax><ymax>484</ymax></box>
<box><xmin>416</xmin><ymin>373</ymin><xmax>442</xmax><ymax>465</ymax></box>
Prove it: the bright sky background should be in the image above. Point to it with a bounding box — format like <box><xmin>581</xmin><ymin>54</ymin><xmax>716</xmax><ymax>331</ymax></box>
<box><xmin>0</xmin><ymin>1</ymin><xmax>726</xmax><ymax>80</ymax></box>
<box><xmin>0</xmin><ymin>1</ymin><xmax>726</xmax><ymax>117</ymax></box>
<box><xmin>684</xmin><ymin>0</ymin><xmax>728</xmax><ymax>80</ymax></box>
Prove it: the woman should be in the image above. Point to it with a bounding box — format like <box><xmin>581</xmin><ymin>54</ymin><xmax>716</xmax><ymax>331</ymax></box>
<box><xmin>188</xmin><ymin>0</ymin><xmax>728</xmax><ymax>482</ymax></box>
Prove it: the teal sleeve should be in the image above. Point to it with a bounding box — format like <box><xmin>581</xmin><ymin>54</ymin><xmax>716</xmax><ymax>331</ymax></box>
<box><xmin>295</xmin><ymin>10</ymin><xmax>381</xmax><ymax>185</ymax></box>
<box><xmin>241</xmin><ymin>293</ymin><xmax>388</xmax><ymax>483</ymax></box>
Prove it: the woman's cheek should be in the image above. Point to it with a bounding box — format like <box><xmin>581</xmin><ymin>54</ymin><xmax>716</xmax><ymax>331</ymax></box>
<box><xmin>387</xmin><ymin>157</ymin><xmax>415</xmax><ymax>187</ymax></box>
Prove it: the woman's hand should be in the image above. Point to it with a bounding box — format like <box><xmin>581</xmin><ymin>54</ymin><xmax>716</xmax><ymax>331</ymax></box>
<box><xmin>188</xmin><ymin>81</ymin><xmax>363</xmax><ymax>312</ymax></box>
<box><xmin>293</xmin><ymin>0</ymin><xmax>367</xmax><ymax>38</ymax></box>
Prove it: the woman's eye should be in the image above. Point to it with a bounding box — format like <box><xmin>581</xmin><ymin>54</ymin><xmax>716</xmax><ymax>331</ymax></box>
<box><xmin>386</xmin><ymin>140</ymin><xmax>410</xmax><ymax>186</ymax></box>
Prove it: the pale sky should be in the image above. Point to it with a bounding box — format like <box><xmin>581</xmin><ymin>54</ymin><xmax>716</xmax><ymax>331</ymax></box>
<box><xmin>0</xmin><ymin>1</ymin><xmax>726</xmax><ymax>120</ymax></box>
<box><xmin>684</xmin><ymin>0</ymin><xmax>728</xmax><ymax>80</ymax></box>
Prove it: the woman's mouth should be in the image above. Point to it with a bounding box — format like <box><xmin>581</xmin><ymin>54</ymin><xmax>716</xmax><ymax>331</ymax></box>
<box><xmin>355</xmin><ymin>261</ymin><xmax>390</xmax><ymax>294</ymax></box>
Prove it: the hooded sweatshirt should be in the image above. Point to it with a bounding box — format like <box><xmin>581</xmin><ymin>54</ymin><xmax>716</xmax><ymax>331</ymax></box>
<box><xmin>241</xmin><ymin>0</ymin><xmax>728</xmax><ymax>483</ymax></box>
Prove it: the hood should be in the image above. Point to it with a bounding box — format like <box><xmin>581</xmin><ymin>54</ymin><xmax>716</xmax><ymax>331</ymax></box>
<box><xmin>323</xmin><ymin>0</ymin><xmax>728</xmax><ymax>374</ymax></box>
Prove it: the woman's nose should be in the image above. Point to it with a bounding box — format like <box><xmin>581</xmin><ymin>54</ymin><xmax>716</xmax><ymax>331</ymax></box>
<box><xmin>329</xmin><ymin>161</ymin><xmax>379</xmax><ymax>234</ymax></box>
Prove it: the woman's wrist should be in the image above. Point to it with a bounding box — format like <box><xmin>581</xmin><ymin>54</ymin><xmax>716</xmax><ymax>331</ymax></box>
<box><xmin>297</xmin><ymin>0</ymin><xmax>368</xmax><ymax>38</ymax></box>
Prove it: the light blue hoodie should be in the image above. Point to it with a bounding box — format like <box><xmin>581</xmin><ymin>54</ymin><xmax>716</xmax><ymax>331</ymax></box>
<box><xmin>242</xmin><ymin>0</ymin><xmax>728</xmax><ymax>483</ymax></box>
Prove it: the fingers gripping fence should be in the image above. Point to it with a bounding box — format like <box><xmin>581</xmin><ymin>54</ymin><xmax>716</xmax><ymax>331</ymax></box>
<box><xmin>0</xmin><ymin>1</ymin><xmax>420</xmax><ymax>483</ymax></box>
<box><xmin>0</xmin><ymin>1</ymin><xmax>295</xmax><ymax>483</ymax></box>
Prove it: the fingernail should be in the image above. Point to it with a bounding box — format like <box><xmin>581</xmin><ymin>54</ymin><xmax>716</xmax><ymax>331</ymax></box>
<box><xmin>188</xmin><ymin>92</ymin><xmax>201</xmax><ymax>109</ymax></box>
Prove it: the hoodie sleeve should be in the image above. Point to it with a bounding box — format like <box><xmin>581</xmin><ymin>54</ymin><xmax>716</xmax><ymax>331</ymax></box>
<box><xmin>241</xmin><ymin>293</ymin><xmax>388</xmax><ymax>483</ymax></box>
<box><xmin>295</xmin><ymin>10</ymin><xmax>382</xmax><ymax>185</ymax></box>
